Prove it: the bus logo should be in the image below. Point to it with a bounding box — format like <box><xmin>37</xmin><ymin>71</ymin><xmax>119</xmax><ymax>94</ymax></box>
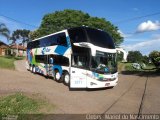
<box><xmin>42</xmin><ymin>47</ymin><xmax>51</xmax><ymax>54</ymax></box>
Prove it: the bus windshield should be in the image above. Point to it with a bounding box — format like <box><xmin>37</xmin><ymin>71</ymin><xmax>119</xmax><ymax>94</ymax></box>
<box><xmin>68</xmin><ymin>27</ymin><xmax>115</xmax><ymax>49</ymax></box>
<box><xmin>86</xmin><ymin>28</ymin><xmax>115</xmax><ymax>49</ymax></box>
<box><xmin>91</xmin><ymin>51</ymin><xmax>117</xmax><ymax>74</ymax></box>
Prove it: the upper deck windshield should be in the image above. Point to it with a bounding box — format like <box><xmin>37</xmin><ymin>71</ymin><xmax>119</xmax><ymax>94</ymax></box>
<box><xmin>86</xmin><ymin>28</ymin><xmax>115</xmax><ymax>49</ymax></box>
<box><xmin>68</xmin><ymin>27</ymin><xmax>115</xmax><ymax>49</ymax></box>
<box><xmin>91</xmin><ymin>51</ymin><xmax>117</xmax><ymax>74</ymax></box>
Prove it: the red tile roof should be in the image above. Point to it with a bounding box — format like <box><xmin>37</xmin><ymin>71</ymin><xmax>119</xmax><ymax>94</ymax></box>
<box><xmin>0</xmin><ymin>41</ymin><xmax>9</xmax><ymax>49</ymax></box>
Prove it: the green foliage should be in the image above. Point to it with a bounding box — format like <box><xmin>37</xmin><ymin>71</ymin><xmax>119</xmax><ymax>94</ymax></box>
<box><xmin>149</xmin><ymin>50</ymin><xmax>160</xmax><ymax>68</ymax></box>
<box><xmin>127</xmin><ymin>51</ymin><xmax>143</xmax><ymax>63</ymax></box>
<box><xmin>0</xmin><ymin>93</ymin><xmax>39</xmax><ymax>115</ymax></box>
<box><xmin>0</xmin><ymin>93</ymin><xmax>55</xmax><ymax>116</ymax></box>
<box><xmin>10</xmin><ymin>29</ymin><xmax>30</xmax><ymax>44</ymax></box>
<box><xmin>125</xmin><ymin>63</ymin><xmax>139</xmax><ymax>71</ymax></box>
<box><xmin>117</xmin><ymin>52</ymin><xmax>123</xmax><ymax>61</ymax></box>
<box><xmin>118</xmin><ymin>62</ymin><xmax>125</xmax><ymax>72</ymax></box>
<box><xmin>30</xmin><ymin>9</ymin><xmax>123</xmax><ymax>46</ymax></box>
<box><xmin>0</xmin><ymin>56</ymin><xmax>25</xmax><ymax>69</ymax></box>
<box><xmin>142</xmin><ymin>55</ymin><xmax>149</xmax><ymax>64</ymax></box>
<box><xmin>0</xmin><ymin>23</ymin><xmax>10</xmax><ymax>39</ymax></box>
<box><xmin>0</xmin><ymin>56</ymin><xmax>15</xmax><ymax>69</ymax></box>
<box><xmin>118</xmin><ymin>62</ymin><xmax>157</xmax><ymax>73</ymax></box>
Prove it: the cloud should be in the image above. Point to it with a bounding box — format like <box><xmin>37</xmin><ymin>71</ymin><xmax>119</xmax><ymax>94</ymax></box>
<box><xmin>136</xmin><ymin>20</ymin><xmax>160</xmax><ymax>33</ymax></box>
<box><xmin>118</xmin><ymin>30</ymin><xmax>133</xmax><ymax>38</ymax></box>
<box><xmin>122</xmin><ymin>37</ymin><xmax>160</xmax><ymax>55</ymax></box>
<box><xmin>118</xmin><ymin>30</ymin><xmax>125</xmax><ymax>37</ymax></box>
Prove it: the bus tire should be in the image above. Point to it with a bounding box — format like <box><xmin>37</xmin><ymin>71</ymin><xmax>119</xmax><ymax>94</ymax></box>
<box><xmin>32</xmin><ymin>66</ymin><xmax>36</xmax><ymax>74</ymax></box>
<box><xmin>54</xmin><ymin>70</ymin><xmax>62</xmax><ymax>83</ymax></box>
<box><xmin>29</xmin><ymin>65</ymin><xmax>32</xmax><ymax>72</ymax></box>
<box><xmin>62</xmin><ymin>71</ymin><xmax>70</xmax><ymax>86</ymax></box>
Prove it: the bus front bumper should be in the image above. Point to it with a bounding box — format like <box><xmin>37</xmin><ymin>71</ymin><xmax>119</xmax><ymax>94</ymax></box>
<box><xmin>86</xmin><ymin>78</ymin><xmax>118</xmax><ymax>88</ymax></box>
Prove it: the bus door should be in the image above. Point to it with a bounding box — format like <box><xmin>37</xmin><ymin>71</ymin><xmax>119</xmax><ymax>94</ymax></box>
<box><xmin>46</xmin><ymin>55</ymin><xmax>53</xmax><ymax>76</ymax></box>
<box><xmin>70</xmin><ymin>54</ymin><xmax>87</xmax><ymax>88</ymax></box>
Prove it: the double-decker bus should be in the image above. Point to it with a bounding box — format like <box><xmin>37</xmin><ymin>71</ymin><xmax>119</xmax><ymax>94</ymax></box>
<box><xmin>26</xmin><ymin>26</ymin><xmax>118</xmax><ymax>88</ymax></box>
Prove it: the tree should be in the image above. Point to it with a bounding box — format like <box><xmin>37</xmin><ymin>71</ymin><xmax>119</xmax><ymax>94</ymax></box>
<box><xmin>149</xmin><ymin>51</ymin><xmax>160</xmax><ymax>69</ymax></box>
<box><xmin>117</xmin><ymin>52</ymin><xmax>123</xmax><ymax>62</ymax></box>
<box><xmin>10</xmin><ymin>29</ymin><xmax>30</xmax><ymax>46</ymax></box>
<box><xmin>30</xmin><ymin>9</ymin><xmax>123</xmax><ymax>46</ymax></box>
<box><xmin>142</xmin><ymin>55</ymin><xmax>149</xmax><ymax>64</ymax></box>
<box><xmin>0</xmin><ymin>23</ymin><xmax>10</xmax><ymax>39</ymax></box>
<box><xmin>127</xmin><ymin>51</ymin><xmax>143</xmax><ymax>63</ymax></box>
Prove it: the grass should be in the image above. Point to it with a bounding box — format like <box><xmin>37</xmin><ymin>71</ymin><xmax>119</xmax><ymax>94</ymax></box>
<box><xmin>0</xmin><ymin>56</ymin><xmax>15</xmax><ymax>69</ymax></box>
<box><xmin>0</xmin><ymin>56</ymin><xmax>25</xmax><ymax>69</ymax></box>
<box><xmin>118</xmin><ymin>62</ymin><xmax>125</xmax><ymax>72</ymax></box>
<box><xmin>0</xmin><ymin>93</ymin><xmax>38</xmax><ymax>115</ymax></box>
<box><xmin>144</xmin><ymin>64</ymin><xmax>155</xmax><ymax>70</ymax></box>
<box><xmin>0</xmin><ymin>93</ymin><xmax>55</xmax><ymax>115</ymax></box>
<box><xmin>119</xmin><ymin>62</ymin><xmax>157</xmax><ymax>73</ymax></box>
<box><xmin>124</xmin><ymin>63</ymin><xmax>140</xmax><ymax>72</ymax></box>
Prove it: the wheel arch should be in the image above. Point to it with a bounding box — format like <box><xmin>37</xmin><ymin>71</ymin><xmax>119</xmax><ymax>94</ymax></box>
<box><xmin>52</xmin><ymin>65</ymin><xmax>63</xmax><ymax>76</ymax></box>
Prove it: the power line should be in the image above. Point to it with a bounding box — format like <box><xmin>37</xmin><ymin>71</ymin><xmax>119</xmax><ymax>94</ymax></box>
<box><xmin>114</xmin><ymin>11</ymin><xmax>160</xmax><ymax>24</ymax></box>
<box><xmin>0</xmin><ymin>14</ymin><xmax>39</xmax><ymax>28</ymax></box>
<box><xmin>1</xmin><ymin>11</ymin><xmax>160</xmax><ymax>29</ymax></box>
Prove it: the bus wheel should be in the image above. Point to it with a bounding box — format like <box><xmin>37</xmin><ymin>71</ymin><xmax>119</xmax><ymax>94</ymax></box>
<box><xmin>54</xmin><ymin>70</ymin><xmax>62</xmax><ymax>82</ymax></box>
<box><xmin>62</xmin><ymin>72</ymin><xmax>70</xmax><ymax>86</ymax></box>
<box><xmin>29</xmin><ymin>65</ymin><xmax>32</xmax><ymax>72</ymax></box>
<box><xmin>32</xmin><ymin>66</ymin><xmax>36</xmax><ymax>74</ymax></box>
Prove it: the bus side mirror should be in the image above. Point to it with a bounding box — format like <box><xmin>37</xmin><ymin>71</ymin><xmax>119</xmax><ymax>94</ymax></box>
<box><xmin>49</xmin><ymin>58</ymin><xmax>54</xmax><ymax>64</ymax></box>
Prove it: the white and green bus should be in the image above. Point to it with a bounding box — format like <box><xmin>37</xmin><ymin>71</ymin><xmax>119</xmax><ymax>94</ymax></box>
<box><xmin>26</xmin><ymin>26</ymin><xmax>118</xmax><ymax>88</ymax></box>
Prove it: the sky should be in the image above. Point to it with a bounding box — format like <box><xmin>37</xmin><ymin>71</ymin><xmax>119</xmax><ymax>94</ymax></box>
<box><xmin>0</xmin><ymin>0</ymin><xmax>160</xmax><ymax>55</ymax></box>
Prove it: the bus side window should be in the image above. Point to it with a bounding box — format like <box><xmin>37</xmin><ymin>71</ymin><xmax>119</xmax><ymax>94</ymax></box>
<box><xmin>57</xmin><ymin>33</ymin><xmax>67</xmax><ymax>46</ymax></box>
<box><xmin>72</xmin><ymin>55</ymin><xmax>88</xmax><ymax>69</ymax></box>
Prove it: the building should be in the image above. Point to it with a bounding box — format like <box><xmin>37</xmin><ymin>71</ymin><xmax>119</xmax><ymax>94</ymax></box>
<box><xmin>0</xmin><ymin>41</ymin><xmax>9</xmax><ymax>56</ymax></box>
<box><xmin>10</xmin><ymin>43</ymin><xmax>26</xmax><ymax>56</ymax></box>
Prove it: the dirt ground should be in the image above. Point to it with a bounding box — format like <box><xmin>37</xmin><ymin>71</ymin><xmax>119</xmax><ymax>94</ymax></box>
<box><xmin>0</xmin><ymin>60</ymin><xmax>160</xmax><ymax>114</ymax></box>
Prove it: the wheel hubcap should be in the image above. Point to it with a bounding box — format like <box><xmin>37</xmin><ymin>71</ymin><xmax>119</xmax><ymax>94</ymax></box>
<box><xmin>30</xmin><ymin>66</ymin><xmax>32</xmax><ymax>71</ymax></box>
<box><xmin>33</xmin><ymin>67</ymin><xmax>36</xmax><ymax>73</ymax></box>
<box><xmin>64</xmin><ymin>75</ymin><xmax>69</xmax><ymax>84</ymax></box>
<box><xmin>55</xmin><ymin>72</ymin><xmax>60</xmax><ymax>80</ymax></box>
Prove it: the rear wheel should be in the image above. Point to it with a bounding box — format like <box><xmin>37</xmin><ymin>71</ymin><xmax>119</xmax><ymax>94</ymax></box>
<box><xmin>32</xmin><ymin>66</ymin><xmax>36</xmax><ymax>74</ymax></box>
<box><xmin>62</xmin><ymin>72</ymin><xmax>70</xmax><ymax>86</ymax></box>
<box><xmin>54</xmin><ymin>70</ymin><xmax>63</xmax><ymax>83</ymax></box>
<box><xmin>29</xmin><ymin>65</ymin><xmax>32</xmax><ymax>72</ymax></box>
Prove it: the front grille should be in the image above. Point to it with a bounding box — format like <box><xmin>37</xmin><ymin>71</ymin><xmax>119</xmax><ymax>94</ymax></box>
<box><xmin>99</xmin><ymin>77</ymin><xmax>116</xmax><ymax>82</ymax></box>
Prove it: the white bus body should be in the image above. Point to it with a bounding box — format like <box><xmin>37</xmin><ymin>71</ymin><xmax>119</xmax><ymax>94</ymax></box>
<box><xmin>26</xmin><ymin>27</ymin><xmax>118</xmax><ymax>88</ymax></box>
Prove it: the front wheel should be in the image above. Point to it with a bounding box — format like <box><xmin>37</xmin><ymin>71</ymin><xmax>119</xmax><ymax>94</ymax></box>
<box><xmin>62</xmin><ymin>72</ymin><xmax>70</xmax><ymax>86</ymax></box>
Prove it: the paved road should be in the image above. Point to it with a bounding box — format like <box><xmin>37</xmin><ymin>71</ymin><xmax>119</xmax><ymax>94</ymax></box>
<box><xmin>0</xmin><ymin>60</ymin><xmax>159</xmax><ymax>114</ymax></box>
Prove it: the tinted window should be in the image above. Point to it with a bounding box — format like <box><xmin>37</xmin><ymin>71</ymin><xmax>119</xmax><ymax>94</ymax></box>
<box><xmin>86</xmin><ymin>28</ymin><xmax>115</xmax><ymax>49</ymax></box>
<box><xmin>27</xmin><ymin>32</ymin><xmax>67</xmax><ymax>49</ymax></box>
<box><xmin>68</xmin><ymin>28</ymin><xmax>87</xmax><ymax>43</ymax></box>
<box><xmin>49</xmin><ymin>55</ymin><xmax>69</xmax><ymax>66</ymax></box>
<box><xmin>72</xmin><ymin>55</ymin><xmax>89</xmax><ymax>69</ymax></box>
<box><xmin>40</xmin><ymin>32</ymin><xmax>67</xmax><ymax>47</ymax></box>
<box><xmin>27</xmin><ymin>42</ymin><xmax>32</xmax><ymax>49</ymax></box>
<box><xmin>71</xmin><ymin>46</ymin><xmax>90</xmax><ymax>69</ymax></box>
<box><xmin>27</xmin><ymin>40</ymin><xmax>40</xmax><ymax>49</ymax></box>
<box><xmin>35</xmin><ymin>55</ymin><xmax>48</xmax><ymax>63</ymax></box>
